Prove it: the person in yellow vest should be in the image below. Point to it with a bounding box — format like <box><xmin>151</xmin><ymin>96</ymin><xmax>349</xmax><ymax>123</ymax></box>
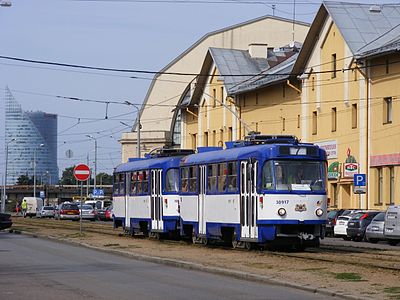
<box><xmin>21</xmin><ymin>199</ymin><xmax>27</xmax><ymax>218</ymax></box>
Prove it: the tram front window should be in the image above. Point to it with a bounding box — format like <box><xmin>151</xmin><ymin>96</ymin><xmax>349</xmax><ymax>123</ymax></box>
<box><xmin>262</xmin><ymin>160</ymin><xmax>325</xmax><ymax>191</ymax></box>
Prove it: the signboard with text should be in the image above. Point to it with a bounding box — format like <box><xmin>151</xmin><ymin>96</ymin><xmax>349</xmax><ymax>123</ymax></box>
<box><xmin>343</xmin><ymin>163</ymin><xmax>359</xmax><ymax>178</ymax></box>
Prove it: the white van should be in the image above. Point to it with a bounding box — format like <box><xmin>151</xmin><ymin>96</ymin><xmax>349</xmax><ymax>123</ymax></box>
<box><xmin>384</xmin><ymin>205</ymin><xmax>400</xmax><ymax>246</ymax></box>
<box><xmin>85</xmin><ymin>199</ymin><xmax>112</xmax><ymax>210</ymax></box>
<box><xmin>22</xmin><ymin>197</ymin><xmax>44</xmax><ymax>218</ymax></box>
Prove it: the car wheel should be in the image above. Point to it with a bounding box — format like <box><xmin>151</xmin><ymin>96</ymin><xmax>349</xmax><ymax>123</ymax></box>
<box><xmin>342</xmin><ymin>236</ymin><xmax>351</xmax><ymax>241</ymax></box>
<box><xmin>388</xmin><ymin>240</ymin><xmax>399</xmax><ymax>246</ymax></box>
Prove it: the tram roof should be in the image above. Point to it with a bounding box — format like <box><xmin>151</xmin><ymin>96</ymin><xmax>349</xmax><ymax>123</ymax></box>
<box><xmin>115</xmin><ymin>156</ymin><xmax>182</xmax><ymax>173</ymax></box>
<box><xmin>181</xmin><ymin>143</ymin><xmax>326</xmax><ymax>165</ymax></box>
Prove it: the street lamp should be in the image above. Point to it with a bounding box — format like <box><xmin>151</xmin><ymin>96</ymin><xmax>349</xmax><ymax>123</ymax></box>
<box><xmin>86</xmin><ymin>135</ymin><xmax>97</xmax><ymax>193</ymax></box>
<box><xmin>124</xmin><ymin>101</ymin><xmax>141</xmax><ymax>158</ymax></box>
<box><xmin>2</xmin><ymin>138</ymin><xmax>15</xmax><ymax>213</ymax></box>
<box><xmin>33</xmin><ymin>143</ymin><xmax>44</xmax><ymax>197</ymax></box>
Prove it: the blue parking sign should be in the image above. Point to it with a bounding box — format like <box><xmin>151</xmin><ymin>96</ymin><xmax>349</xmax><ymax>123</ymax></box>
<box><xmin>354</xmin><ymin>174</ymin><xmax>366</xmax><ymax>186</ymax></box>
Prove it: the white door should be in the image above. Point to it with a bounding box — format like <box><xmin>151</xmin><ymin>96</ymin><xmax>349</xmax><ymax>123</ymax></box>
<box><xmin>198</xmin><ymin>165</ymin><xmax>206</xmax><ymax>235</ymax></box>
<box><xmin>151</xmin><ymin>169</ymin><xmax>163</xmax><ymax>231</ymax></box>
<box><xmin>240</xmin><ymin>160</ymin><xmax>258</xmax><ymax>239</ymax></box>
<box><xmin>124</xmin><ymin>173</ymin><xmax>130</xmax><ymax>229</ymax></box>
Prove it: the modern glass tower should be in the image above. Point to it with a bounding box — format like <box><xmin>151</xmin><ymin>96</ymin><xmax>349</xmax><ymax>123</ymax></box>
<box><xmin>4</xmin><ymin>87</ymin><xmax>58</xmax><ymax>186</ymax></box>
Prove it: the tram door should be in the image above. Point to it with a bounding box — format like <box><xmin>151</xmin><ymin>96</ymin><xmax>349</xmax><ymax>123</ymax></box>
<box><xmin>240</xmin><ymin>160</ymin><xmax>258</xmax><ymax>239</ymax></box>
<box><xmin>124</xmin><ymin>173</ymin><xmax>130</xmax><ymax>229</ymax></box>
<box><xmin>151</xmin><ymin>169</ymin><xmax>163</xmax><ymax>231</ymax></box>
<box><xmin>198</xmin><ymin>165</ymin><xmax>206</xmax><ymax>235</ymax></box>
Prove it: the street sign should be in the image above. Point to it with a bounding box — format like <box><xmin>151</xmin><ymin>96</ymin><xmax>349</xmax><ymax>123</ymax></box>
<box><xmin>354</xmin><ymin>174</ymin><xmax>366</xmax><ymax>186</ymax></box>
<box><xmin>92</xmin><ymin>189</ymin><xmax>104</xmax><ymax>197</ymax></box>
<box><xmin>39</xmin><ymin>191</ymin><xmax>45</xmax><ymax>199</ymax></box>
<box><xmin>73</xmin><ymin>164</ymin><xmax>90</xmax><ymax>181</ymax></box>
<box><xmin>354</xmin><ymin>186</ymin><xmax>366</xmax><ymax>194</ymax></box>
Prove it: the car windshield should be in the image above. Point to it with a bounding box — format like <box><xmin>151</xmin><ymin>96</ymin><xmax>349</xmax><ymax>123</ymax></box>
<box><xmin>262</xmin><ymin>160</ymin><xmax>325</xmax><ymax>192</ymax></box>
<box><xmin>81</xmin><ymin>205</ymin><xmax>93</xmax><ymax>210</ymax></box>
<box><xmin>327</xmin><ymin>211</ymin><xmax>338</xmax><ymax>218</ymax></box>
<box><xmin>337</xmin><ymin>216</ymin><xmax>350</xmax><ymax>221</ymax></box>
<box><xmin>43</xmin><ymin>207</ymin><xmax>54</xmax><ymax>210</ymax></box>
<box><xmin>350</xmin><ymin>212</ymin><xmax>366</xmax><ymax>220</ymax></box>
<box><xmin>63</xmin><ymin>204</ymin><xmax>78</xmax><ymax>210</ymax></box>
<box><xmin>373</xmin><ymin>212</ymin><xmax>385</xmax><ymax>221</ymax></box>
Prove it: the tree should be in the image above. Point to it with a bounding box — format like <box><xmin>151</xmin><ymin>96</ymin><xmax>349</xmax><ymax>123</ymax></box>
<box><xmin>16</xmin><ymin>174</ymin><xmax>33</xmax><ymax>185</ymax></box>
<box><xmin>60</xmin><ymin>166</ymin><xmax>76</xmax><ymax>185</ymax></box>
<box><xmin>96</xmin><ymin>172</ymin><xmax>113</xmax><ymax>185</ymax></box>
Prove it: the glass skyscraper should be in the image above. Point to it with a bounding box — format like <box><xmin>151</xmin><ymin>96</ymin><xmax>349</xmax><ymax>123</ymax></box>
<box><xmin>5</xmin><ymin>87</ymin><xmax>58</xmax><ymax>186</ymax></box>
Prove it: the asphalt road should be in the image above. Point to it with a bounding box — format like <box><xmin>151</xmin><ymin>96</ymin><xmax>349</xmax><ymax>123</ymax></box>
<box><xmin>0</xmin><ymin>232</ymin><xmax>336</xmax><ymax>300</ymax></box>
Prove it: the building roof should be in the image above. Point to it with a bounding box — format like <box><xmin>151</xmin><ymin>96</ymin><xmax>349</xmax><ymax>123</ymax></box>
<box><xmin>293</xmin><ymin>1</ymin><xmax>400</xmax><ymax>74</ymax></box>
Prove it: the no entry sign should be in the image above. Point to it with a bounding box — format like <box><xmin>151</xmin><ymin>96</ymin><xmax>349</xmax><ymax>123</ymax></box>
<box><xmin>74</xmin><ymin>164</ymin><xmax>90</xmax><ymax>181</ymax></box>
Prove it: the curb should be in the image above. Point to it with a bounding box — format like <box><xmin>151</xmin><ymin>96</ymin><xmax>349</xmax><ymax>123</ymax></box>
<box><xmin>17</xmin><ymin>230</ymin><xmax>362</xmax><ymax>300</ymax></box>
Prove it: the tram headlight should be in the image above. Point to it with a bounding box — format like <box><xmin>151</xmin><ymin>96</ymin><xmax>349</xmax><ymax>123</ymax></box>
<box><xmin>316</xmin><ymin>208</ymin><xmax>324</xmax><ymax>217</ymax></box>
<box><xmin>278</xmin><ymin>208</ymin><xmax>286</xmax><ymax>217</ymax></box>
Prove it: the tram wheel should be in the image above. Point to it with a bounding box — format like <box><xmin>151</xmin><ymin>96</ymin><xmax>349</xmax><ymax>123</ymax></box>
<box><xmin>232</xmin><ymin>240</ymin><xmax>239</xmax><ymax>249</ymax></box>
<box><xmin>244</xmin><ymin>242</ymin><xmax>252</xmax><ymax>251</ymax></box>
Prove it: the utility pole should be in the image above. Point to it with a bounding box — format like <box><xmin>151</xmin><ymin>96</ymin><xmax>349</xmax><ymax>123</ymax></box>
<box><xmin>86</xmin><ymin>135</ymin><xmax>97</xmax><ymax>193</ymax></box>
<box><xmin>33</xmin><ymin>143</ymin><xmax>44</xmax><ymax>198</ymax></box>
<box><xmin>124</xmin><ymin>101</ymin><xmax>141</xmax><ymax>158</ymax></box>
<box><xmin>2</xmin><ymin>138</ymin><xmax>15</xmax><ymax>212</ymax></box>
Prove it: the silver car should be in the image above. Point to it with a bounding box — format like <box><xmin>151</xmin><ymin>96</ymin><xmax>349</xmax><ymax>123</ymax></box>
<box><xmin>36</xmin><ymin>206</ymin><xmax>55</xmax><ymax>218</ymax></box>
<box><xmin>365</xmin><ymin>212</ymin><xmax>385</xmax><ymax>243</ymax></box>
<box><xmin>78</xmin><ymin>204</ymin><xmax>96</xmax><ymax>221</ymax></box>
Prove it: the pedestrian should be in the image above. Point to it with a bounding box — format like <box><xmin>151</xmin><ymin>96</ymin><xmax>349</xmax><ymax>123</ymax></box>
<box><xmin>21</xmin><ymin>199</ymin><xmax>27</xmax><ymax>218</ymax></box>
<box><xmin>15</xmin><ymin>203</ymin><xmax>20</xmax><ymax>216</ymax></box>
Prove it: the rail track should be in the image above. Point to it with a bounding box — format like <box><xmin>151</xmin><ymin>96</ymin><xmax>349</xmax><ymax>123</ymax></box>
<box><xmin>12</xmin><ymin>217</ymin><xmax>400</xmax><ymax>273</ymax></box>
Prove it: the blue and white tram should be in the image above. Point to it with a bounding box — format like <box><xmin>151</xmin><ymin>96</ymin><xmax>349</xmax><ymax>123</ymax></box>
<box><xmin>113</xmin><ymin>148</ymin><xmax>194</xmax><ymax>237</ymax></box>
<box><xmin>179</xmin><ymin>135</ymin><xmax>327</xmax><ymax>249</ymax></box>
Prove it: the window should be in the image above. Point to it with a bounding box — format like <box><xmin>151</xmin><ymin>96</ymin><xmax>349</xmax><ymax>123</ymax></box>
<box><xmin>255</xmin><ymin>92</ymin><xmax>259</xmax><ymax>105</ymax></box>
<box><xmin>383</xmin><ymin>97</ymin><xmax>392</xmax><ymax>124</ymax></box>
<box><xmin>377</xmin><ymin>168</ymin><xmax>383</xmax><ymax>205</ymax></box>
<box><xmin>297</xmin><ymin>114</ymin><xmax>300</xmax><ymax>129</ymax></box>
<box><xmin>331</xmin><ymin>53</ymin><xmax>337</xmax><ymax>78</ymax></box>
<box><xmin>207</xmin><ymin>164</ymin><xmax>218</xmax><ymax>192</ymax></box>
<box><xmin>282</xmin><ymin>118</ymin><xmax>286</xmax><ymax>132</ymax></box>
<box><xmin>130</xmin><ymin>172</ymin><xmax>137</xmax><ymax>195</ymax></box>
<box><xmin>192</xmin><ymin>133</ymin><xmax>197</xmax><ymax>149</ymax></box>
<box><xmin>204</xmin><ymin>131</ymin><xmax>208</xmax><ymax>146</ymax></box>
<box><xmin>212</xmin><ymin>130</ymin><xmax>216</xmax><ymax>146</ymax></box>
<box><xmin>390</xmin><ymin>166</ymin><xmax>395</xmax><ymax>205</ymax></box>
<box><xmin>113</xmin><ymin>173</ymin><xmax>125</xmax><ymax>195</ymax></box>
<box><xmin>332</xmin><ymin>183</ymin><xmax>338</xmax><ymax>207</ymax></box>
<box><xmin>312</xmin><ymin>111</ymin><xmax>317</xmax><ymax>135</ymax></box>
<box><xmin>386</xmin><ymin>59</ymin><xmax>389</xmax><ymax>74</ymax></box>
<box><xmin>352</xmin><ymin>104</ymin><xmax>357</xmax><ymax>129</ymax></box>
<box><xmin>282</xmin><ymin>84</ymin><xmax>286</xmax><ymax>98</ymax></box>
<box><xmin>228</xmin><ymin>127</ymin><xmax>233</xmax><ymax>141</ymax></box>
<box><xmin>165</xmin><ymin>169</ymin><xmax>179</xmax><ymax>192</ymax></box>
<box><xmin>311</xmin><ymin>76</ymin><xmax>315</xmax><ymax>91</ymax></box>
<box><xmin>227</xmin><ymin>162</ymin><xmax>237</xmax><ymax>192</ymax></box>
<box><xmin>213</xmin><ymin>88</ymin><xmax>216</xmax><ymax>107</ymax></box>
<box><xmin>142</xmin><ymin>170</ymin><xmax>149</xmax><ymax>193</ymax></box>
<box><xmin>220</xmin><ymin>87</ymin><xmax>224</xmax><ymax>106</ymax></box>
<box><xmin>181</xmin><ymin>166</ymin><xmax>197</xmax><ymax>193</ymax></box>
<box><xmin>262</xmin><ymin>161</ymin><xmax>274</xmax><ymax>190</ymax></box>
<box><xmin>219</xmin><ymin>129</ymin><xmax>224</xmax><ymax>147</ymax></box>
<box><xmin>331</xmin><ymin>107</ymin><xmax>337</xmax><ymax>132</ymax></box>
<box><xmin>218</xmin><ymin>163</ymin><xmax>227</xmax><ymax>192</ymax></box>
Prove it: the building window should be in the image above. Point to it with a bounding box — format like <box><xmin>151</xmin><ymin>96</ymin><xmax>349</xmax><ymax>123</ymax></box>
<box><xmin>311</xmin><ymin>76</ymin><xmax>315</xmax><ymax>91</ymax></box>
<box><xmin>220</xmin><ymin>87</ymin><xmax>224</xmax><ymax>106</ymax></box>
<box><xmin>228</xmin><ymin>127</ymin><xmax>233</xmax><ymax>141</ymax></box>
<box><xmin>212</xmin><ymin>130</ymin><xmax>216</xmax><ymax>146</ymax></box>
<box><xmin>282</xmin><ymin>118</ymin><xmax>286</xmax><ymax>132</ymax></box>
<box><xmin>312</xmin><ymin>111</ymin><xmax>317</xmax><ymax>135</ymax></box>
<box><xmin>255</xmin><ymin>92</ymin><xmax>259</xmax><ymax>105</ymax></box>
<box><xmin>297</xmin><ymin>114</ymin><xmax>300</xmax><ymax>128</ymax></box>
<box><xmin>383</xmin><ymin>97</ymin><xmax>392</xmax><ymax>124</ymax></box>
<box><xmin>331</xmin><ymin>107</ymin><xmax>337</xmax><ymax>132</ymax></box>
<box><xmin>352</xmin><ymin>104</ymin><xmax>357</xmax><ymax>128</ymax></box>
<box><xmin>332</xmin><ymin>183</ymin><xmax>338</xmax><ymax>207</ymax></box>
<box><xmin>282</xmin><ymin>84</ymin><xmax>286</xmax><ymax>98</ymax></box>
<box><xmin>212</xmin><ymin>89</ymin><xmax>216</xmax><ymax>108</ymax></box>
<box><xmin>331</xmin><ymin>53</ymin><xmax>337</xmax><ymax>78</ymax></box>
<box><xmin>192</xmin><ymin>133</ymin><xmax>197</xmax><ymax>149</ymax></box>
<box><xmin>219</xmin><ymin>129</ymin><xmax>223</xmax><ymax>147</ymax></box>
<box><xmin>386</xmin><ymin>59</ymin><xmax>389</xmax><ymax>74</ymax></box>
<box><xmin>390</xmin><ymin>166</ymin><xmax>395</xmax><ymax>205</ymax></box>
<box><xmin>204</xmin><ymin>131</ymin><xmax>208</xmax><ymax>146</ymax></box>
<box><xmin>377</xmin><ymin>167</ymin><xmax>383</xmax><ymax>205</ymax></box>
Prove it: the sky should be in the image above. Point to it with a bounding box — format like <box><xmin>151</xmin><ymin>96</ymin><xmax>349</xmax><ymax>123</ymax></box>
<box><xmin>0</xmin><ymin>0</ymin><xmax>379</xmax><ymax>179</ymax></box>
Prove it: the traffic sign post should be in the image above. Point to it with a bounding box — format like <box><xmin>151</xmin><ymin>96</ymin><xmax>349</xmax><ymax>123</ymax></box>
<box><xmin>73</xmin><ymin>164</ymin><xmax>91</xmax><ymax>236</ymax></box>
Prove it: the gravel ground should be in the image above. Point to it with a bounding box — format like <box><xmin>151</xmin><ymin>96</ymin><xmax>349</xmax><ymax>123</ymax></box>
<box><xmin>10</xmin><ymin>217</ymin><xmax>400</xmax><ymax>300</ymax></box>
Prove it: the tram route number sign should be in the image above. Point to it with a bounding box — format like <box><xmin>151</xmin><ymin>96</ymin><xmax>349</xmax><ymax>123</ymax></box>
<box><xmin>73</xmin><ymin>164</ymin><xmax>91</xmax><ymax>182</ymax></box>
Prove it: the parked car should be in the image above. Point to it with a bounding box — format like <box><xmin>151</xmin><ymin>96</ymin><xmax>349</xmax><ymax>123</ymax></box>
<box><xmin>92</xmin><ymin>201</ymin><xmax>113</xmax><ymax>221</ymax></box>
<box><xmin>384</xmin><ymin>205</ymin><xmax>400</xmax><ymax>246</ymax></box>
<box><xmin>347</xmin><ymin>211</ymin><xmax>381</xmax><ymax>241</ymax></box>
<box><xmin>104</xmin><ymin>204</ymin><xmax>113</xmax><ymax>221</ymax></box>
<box><xmin>0</xmin><ymin>213</ymin><xmax>12</xmax><ymax>230</ymax></box>
<box><xmin>36</xmin><ymin>206</ymin><xmax>55</xmax><ymax>218</ymax></box>
<box><xmin>326</xmin><ymin>209</ymin><xmax>345</xmax><ymax>237</ymax></box>
<box><xmin>334</xmin><ymin>215</ymin><xmax>353</xmax><ymax>240</ymax></box>
<box><xmin>78</xmin><ymin>204</ymin><xmax>96</xmax><ymax>221</ymax></box>
<box><xmin>55</xmin><ymin>202</ymin><xmax>80</xmax><ymax>220</ymax></box>
<box><xmin>365</xmin><ymin>212</ymin><xmax>386</xmax><ymax>243</ymax></box>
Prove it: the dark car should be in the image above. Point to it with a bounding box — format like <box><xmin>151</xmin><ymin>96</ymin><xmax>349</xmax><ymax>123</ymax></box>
<box><xmin>346</xmin><ymin>211</ymin><xmax>381</xmax><ymax>241</ymax></box>
<box><xmin>325</xmin><ymin>209</ymin><xmax>345</xmax><ymax>237</ymax></box>
<box><xmin>0</xmin><ymin>212</ymin><xmax>12</xmax><ymax>230</ymax></box>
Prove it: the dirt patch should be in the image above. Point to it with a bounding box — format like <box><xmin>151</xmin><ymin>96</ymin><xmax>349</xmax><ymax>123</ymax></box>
<box><xmin>12</xmin><ymin>217</ymin><xmax>400</xmax><ymax>299</ymax></box>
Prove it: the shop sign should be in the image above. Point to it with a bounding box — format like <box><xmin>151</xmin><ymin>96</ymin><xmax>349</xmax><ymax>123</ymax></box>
<box><xmin>315</xmin><ymin>140</ymin><xmax>337</xmax><ymax>159</ymax></box>
<box><xmin>327</xmin><ymin>161</ymin><xmax>340</xmax><ymax>180</ymax></box>
<box><xmin>343</xmin><ymin>163</ymin><xmax>359</xmax><ymax>178</ymax></box>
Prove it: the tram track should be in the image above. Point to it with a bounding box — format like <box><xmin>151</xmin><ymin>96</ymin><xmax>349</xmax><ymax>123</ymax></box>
<box><xmin>12</xmin><ymin>217</ymin><xmax>400</xmax><ymax>273</ymax></box>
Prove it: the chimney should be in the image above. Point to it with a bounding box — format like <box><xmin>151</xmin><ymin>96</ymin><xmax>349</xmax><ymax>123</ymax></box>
<box><xmin>248</xmin><ymin>43</ymin><xmax>269</xmax><ymax>58</ymax></box>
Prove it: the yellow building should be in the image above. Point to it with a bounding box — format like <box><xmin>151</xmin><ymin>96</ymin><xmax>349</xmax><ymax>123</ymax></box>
<box><xmin>180</xmin><ymin>2</ymin><xmax>400</xmax><ymax>210</ymax></box>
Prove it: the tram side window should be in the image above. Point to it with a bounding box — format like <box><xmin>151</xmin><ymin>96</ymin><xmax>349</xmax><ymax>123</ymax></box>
<box><xmin>166</xmin><ymin>169</ymin><xmax>179</xmax><ymax>192</ymax></box>
<box><xmin>227</xmin><ymin>162</ymin><xmax>237</xmax><ymax>192</ymax></box>
<box><xmin>118</xmin><ymin>173</ymin><xmax>125</xmax><ymax>195</ymax></box>
<box><xmin>207</xmin><ymin>164</ymin><xmax>218</xmax><ymax>193</ymax></box>
<box><xmin>189</xmin><ymin>166</ymin><xmax>197</xmax><ymax>192</ymax></box>
<box><xmin>181</xmin><ymin>167</ymin><xmax>189</xmax><ymax>193</ymax></box>
<box><xmin>113</xmin><ymin>174</ymin><xmax>123</xmax><ymax>195</ymax></box>
<box><xmin>130</xmin><ymin>172</ymin><xmax>137</xmax><ymax>195</ymax></box>
<box><xmin>137</xmin><ymin>171</ymin><xmax>143</xmax><ymax>194</ymax></box>
<box><xmin>142</xmin><ymin>170</ymin><xmax>149</xmax><ymax>193</ymax></box>
<box><xmin>218</xmin><ymin>163</ymin><xmax>227</xmax><ymax>192</ymax></box>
